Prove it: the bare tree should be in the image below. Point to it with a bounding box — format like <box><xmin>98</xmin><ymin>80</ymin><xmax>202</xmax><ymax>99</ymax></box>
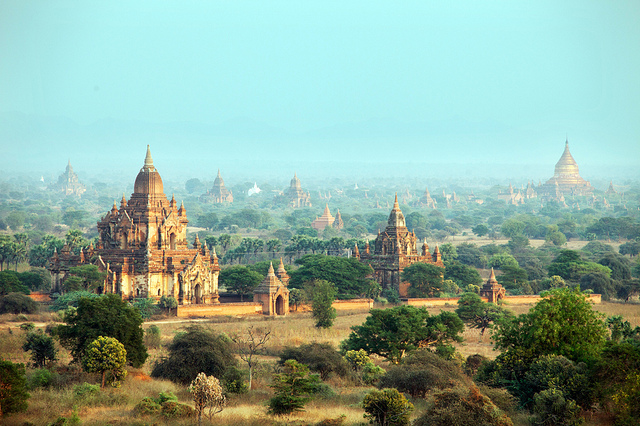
<box><xmin>231</xmin><ymin>326</ymin><xmax>271</xmax><ymax>390</ymax></box>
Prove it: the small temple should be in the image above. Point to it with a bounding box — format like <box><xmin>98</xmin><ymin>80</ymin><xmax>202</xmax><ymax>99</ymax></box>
<box><xmin>48</xmin><ymin>146</ymin><xmax>221</xmax><ymax>305</ymax></box>
<box><xmin>282</xmin><ymin>173</ymin><xmax>312</xmax><ymax>208</ymax></box>
<box><xmin>311</xmin><ymin>204</ymin><xmax>336</xmax><ymax>231</ymax></box>
<box><xmin>357</xmin><ymin>194</ymin><xmax>444</xmax><ymax>297</ymax></box>
<box><xmin>253</xmin><ymin>259</ymin><xmax>290</xmax><ymax>315</ymax></box>
<box><xmin>414</xmin><ymin>187</ymin><xmax>437</xmax><ymax>209</ymax></box>
<box><xmin>540</xmin><ymin>138</ymin><xmax>593</xmax><ymax>198</ymax></box>
<box><xmin>200</xmin><ymin>169</ymin><xmax>233</xmax><ymax>203</ymax></box>
<box><xmin>51</xmin><ymin>160</ymin><xmax>86</xmax><ymax>197</ymax></box>
<box><xmin>479</xmin><ymin>268</ymin><xmax>506</xmax><ymax>303</ymax></box>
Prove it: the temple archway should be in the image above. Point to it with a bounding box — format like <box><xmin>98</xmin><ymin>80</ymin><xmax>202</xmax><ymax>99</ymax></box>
<box><xmin>275</xmin><ymin>295</ymin><xmax>285</xmax><ymax>315</ymax></box>
<box><xmin>194</xmin><ymin>284</ymin><xmax>202</xmax><ymax>304</ymax></box>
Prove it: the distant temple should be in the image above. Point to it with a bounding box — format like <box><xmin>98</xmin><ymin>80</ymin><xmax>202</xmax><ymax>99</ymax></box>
<box><xmin>200</xmin><ymin>170</ymin><xmax>233</xmax><ymax>203</ymax></box>
<box><xmin>479</xmin><ymin>268</ymin><xmax>506</xmax><ymax>303</ymax></box>
<box><xmin>48</xmin><ymin>146</ymin><xmax>221</xmax><ymax>305</ymax></box>
<box><xmin>414</xmin><ymin>187</ymin><xmax>437</xmax><ymax>209</ymax></box>
<box><xmin>357</xmin><ymin>194</ymin><xmax>444</xmax><ymax>297</ymax></box>
<box><xmin>311</xmin><ymin>204</ymin><xmax>337</xmax><ymax>231</ymax></box>
<box><xmin>282</xmin><ymin>173</ymin><xmax>312</xmax><ymax>208</ymax></box>
<box><xmin>497</xmin><ymin>183</ymin><xmax>525</xmax><ymax>205</ymax></box>
<box><xmin>51</xmin><ymin>160</ymin><xmax>86</xmax><ymax>197</ymax></box>
<box><xmin>540</xmin><ymin>138</ymin><xmax>593</xmax><ymax>198</ymax></box>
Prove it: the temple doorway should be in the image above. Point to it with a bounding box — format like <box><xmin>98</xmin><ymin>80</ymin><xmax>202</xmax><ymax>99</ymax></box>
<box><xmin>194</xmin><ymin>284</ymin><xmax>202</xmax><ymax>304</ymax></box>
<box><xmin>275</xmin><ymin>295</ymin><xmax>285</xmax><ymax>315</ymax></box>
<box><xmin>169</xmin><ymin>233</ymin><xmax>176</xmax><ymax>250</ymax></box>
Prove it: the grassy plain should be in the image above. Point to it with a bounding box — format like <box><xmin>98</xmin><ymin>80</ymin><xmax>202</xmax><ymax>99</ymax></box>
<box><xmin>1</xmin><ymin>300</ymin><xmax>638</xmax><ymax>425</ymax></box>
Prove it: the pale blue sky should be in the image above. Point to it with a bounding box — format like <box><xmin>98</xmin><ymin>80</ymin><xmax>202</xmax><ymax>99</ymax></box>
<box><xmin>1</xmin><ymin>1</ymin><xmax>639</xmax><ymax>177</ymax></box>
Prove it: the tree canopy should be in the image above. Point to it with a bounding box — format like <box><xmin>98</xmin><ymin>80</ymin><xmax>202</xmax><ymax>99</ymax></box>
<box><xmin>401</xmin><ymin>263</ymin><xmax>445</xmax><ymax>298</ymax></box>
<box><xmin>55</xmin><ymin>294</ymin><xmax>147</xmax><ymax>368</ymax></box>
<box><xmin>342</xmin><ymin>305</ymin><xmax>463</xmax><ymax>364</ymax></box>
<box><xmin>289</xmin><ymin>254</ymin><xmax>375</xmax><ymax>299</ymax></box>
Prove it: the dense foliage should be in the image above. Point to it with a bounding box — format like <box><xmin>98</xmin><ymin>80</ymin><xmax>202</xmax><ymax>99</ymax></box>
<box><xmin>55</xmin><ymin>294</ymin><xmax>147</xmax><ymax>368</ymax></box>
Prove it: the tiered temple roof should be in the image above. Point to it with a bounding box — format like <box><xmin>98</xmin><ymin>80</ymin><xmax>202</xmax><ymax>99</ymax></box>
<box><xmin>51</xmin><ymin>160</ymin><xmax>86</xmax><ymax>197</ymax></box>
<box><xmin>201</xmin><ymin>169</ymin><xmax>233</xmax><ymax>203</ymax></box>
<box><xmin>541</xmin><ymin>139</ymin><xmax>593</xmax><ymax>198</ymax></box>
<box><xmin>283</xmin><ymin>173</ymin><xmax>312</xmax><ymax>208</ymax></box>
<box><xmin>311</xmin><ymin>204</ymin><xmax>336</xmax><ymax>231</ymax></box>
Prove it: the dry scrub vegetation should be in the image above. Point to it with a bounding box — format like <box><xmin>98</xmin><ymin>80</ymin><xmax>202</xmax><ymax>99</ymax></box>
<box><xmin>1</xmin><ymin>300</ymin><xmax>637</xmax><ymax>425</ymax></box>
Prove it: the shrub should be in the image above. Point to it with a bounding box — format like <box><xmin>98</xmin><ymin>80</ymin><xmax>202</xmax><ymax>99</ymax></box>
<box><xmin>222</xmin><ymin>366</ymin><xmax>248</xmax><ymax>394</ymax></box>
<box><xmin>188</xmin><ymin>372</ymin><xmax>226</xmax><ymax>424</ymax></box>
<box><xmin>151</xmin><ymin>325</ymin><xmax>237</xmax><ymax>384</ymax></box>
<box><xmin>344</xmin><ymin>349</ymin><xmax>385</xmax><ymax>385</ymax></box>
<box><xmin>531</xmin><ymin>388</ymin><xmax>582</xmax><ymax>426</ymax></box>
<box><xmin>133</xmin><ymin>297</ymin><xmax>158</xmax><ymax>320</ymax></box>
<box><xmin>362</xmin><ymin>388</ymin><xmax>414</xmax><ymax>426</ymax></box>
<box><xmin>0</xmin><ymin>360</ymin><xmax>30</xmax><ymax>415</ymax></box>
<box><xmin>73</xmin><ymin>382</ymin><xmax>100</xmax><ymax>401</ymax></box>
<box><xmin>268</xmin><ymin>360</ymin><xmax>320</xmax><ymax>415</ymax></box>
<box><xmin>144</xmin><ymin>325</ymin><xmax>161</xmax><ymax>349</ymax></box>
<box><xmin>26</xmin><ymin>368</ymin><xmax>56</xmax><ymax>390</ymax></box>
<box><xmin>23</xmin><ymin>331</ymin><xmax>57</xmax><ymax>367</ymax></box>
<box><xmin>308</xmin><ymin>279</ymin><xmax>337</xmax><ymax>328</ymax></box>
<box><xmin>158</xmin><ymin>295</ymin><xmax>178</xmax><ymax>312</ymax></box>
<box><xmin>20</xmin><ymin>322</ymin><xmax>35</xmax><ymax>331</ymax></box>
<box><xmin>379</xmin><ymin>350</ymin><xmax>470</xmax><ymax>398</ymax></box>
<box><xmin>414</xmin><ymin>385</ymin><xmax>513</xmax><ymax>426</ymax></box>
<box><xmin>133</xmin><ymin>397</ymin><xmax>161</xmax><ymax>416</ymax></box>
<box><xmin>0</xmin><ymin>292</ymin><xmax>37</xmax><ymax>314</ymax></box>
<box><xmin>279</xmin><ymin>343</ymin><xmax>349</xmax><ymax>380</ymax></box>
<box><xmin>49</xmin><ymin>291</ymin><xmax>100</xmax><ymax>311</ymax></box>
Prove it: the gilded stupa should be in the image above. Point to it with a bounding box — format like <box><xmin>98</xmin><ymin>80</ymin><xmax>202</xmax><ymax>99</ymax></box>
<box><xmin>541</xmin><ymin>138</ymin><xmax>593</xmax><ymax>198</ymax></box>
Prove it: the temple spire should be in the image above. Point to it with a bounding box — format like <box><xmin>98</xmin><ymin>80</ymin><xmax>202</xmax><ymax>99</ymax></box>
<box><xmin>144</xmin><ymin>145</ymin><xmax>153</xmax><ymax>168</ymax></box>
<box><xmin>268</xmin><ymin>262</ymin><xmax>275</xmax><ymax>276</ymax></box>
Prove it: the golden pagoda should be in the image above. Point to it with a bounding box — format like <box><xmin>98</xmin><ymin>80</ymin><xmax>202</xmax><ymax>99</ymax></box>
<box><xmin>541</xmin><ymin>138</ymin><xmax>593</xmax><ymax>198</ymax></box>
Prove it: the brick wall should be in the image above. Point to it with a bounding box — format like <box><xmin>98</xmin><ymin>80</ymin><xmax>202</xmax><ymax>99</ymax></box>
<box><xmin>176</xmin><ymin>302</ymin><xmax>263</xmax><ymax>318</ymax></box>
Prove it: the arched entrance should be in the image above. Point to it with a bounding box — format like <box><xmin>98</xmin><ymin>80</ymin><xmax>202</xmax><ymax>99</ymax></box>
<box><xmin>275</xmin><ymin>295</ymin><xmax>285</xmax><ymax>315</ymax></box>
<box><xmin>169</xmin><ymin>233</ymin><xmax>176</xmax><ymax>250</ymax></box>
<box><xmin>194</xmin><ymin>284</ymin><xmax>202</xmax><ymax>304</ymax></box>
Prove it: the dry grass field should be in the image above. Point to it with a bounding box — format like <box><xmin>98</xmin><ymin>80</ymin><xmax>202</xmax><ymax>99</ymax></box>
<box><xmin>1</xmin><ymin>300</ymin><xmax>638</xmax><ymax>425</ymax></box>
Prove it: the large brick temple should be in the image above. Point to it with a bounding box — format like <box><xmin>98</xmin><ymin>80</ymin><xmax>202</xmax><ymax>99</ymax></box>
<box><xmin>48</xmin><ymin>146</ymin><xmax>221</xmax><ymax>305</ymax></box>
<box><xmin>356</xmin><ymin>194</ymin><xmax>444</xmax><ymax>296</ymax></box>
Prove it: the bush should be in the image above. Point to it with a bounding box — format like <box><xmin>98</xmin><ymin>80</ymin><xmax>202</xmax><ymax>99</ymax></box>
<box><xmin>344</xmin><ymin>349</ymin><xmax>385</xmax><ymax>385</ymax></box>
<box><xmin>144</xmin><ymin>325</ymin><xmax>161</xmax><ymax>349</ymax></box>
<box><xmin>26</xmin><ymin>368</ymin><xmax>56</xmax><ymax>390</ymax></box>
<box><xmin>133</xmin><ymin>297</ymin><xmax>158</xmax><ymax>320</ymax></box>
<box><xmin>279</xmin><ymin>343</ymin><xmax>349</xmax><ymax>380</ymax></box>
<box><xmin>268</xmin><ymin>360</ymin><xmax>320</xmax><ymax>415</ymax></box>
<box><xmin>414</xmin><ymin>385</ymin><xmax>513</xmax><ymax>426</ymax></box>
<box><xmin>151</xmin><ymin>325</ymin><xmax>237</xmax><ymax>384</ymax></box>
<box><xmin>362</xmin><ymin>388</ymin><xmax>414</xmax><ymax>426</ymax></box>
<box><xmin>49</xmin><ymin>291</ymin><xmax>100</xmax><ymax>311</ymax></box>
<box><xmin>307</xmin><ymin>279</ymin><xmax>337</xmax><ymax>328</ymax></box>
<box><xmin>0</xmin><ymin>360</ymin><xmax>30</xmax><ymax>415</ymax></box>
<box><xmin>157</xmin><ymin>295</ymin><xmax>178</xmax><ymax>312</ymax></box>
<box><xmin>0</xmin><ymin>292</ymin><xmax>37</xmax><ymax>314</ymax></box>
<box><xmin>23</xmin><ymin>331</ymin><xmax>57</xmax><ymax>367</ymax></box>
<box><xmin>379</xmin><ymin>350</ymin><xmax>470</xmax><ymax>398</ymax></box>
<box><xmin>133</xmin><ymin>397</ymin><xmax>161</xmax><ymax>416</ymax></box>
<box><xmin>222</xmin><ymin>366</ymin><xmax>248</xmax><ymax>394</ymax></box>
<box><xmin>531</xmin><ymin>388</ymin><xmax>582</xmax><ymax>426</ymax></box>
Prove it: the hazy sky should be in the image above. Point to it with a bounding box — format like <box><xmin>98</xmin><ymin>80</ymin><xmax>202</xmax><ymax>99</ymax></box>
<box><xmin>1</xmin><ymin>1</ymin><xmax>639</xmax><ymax>178</ymax></box>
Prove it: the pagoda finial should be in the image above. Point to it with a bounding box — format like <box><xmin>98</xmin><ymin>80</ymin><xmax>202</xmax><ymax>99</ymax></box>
<box><xmin>393</xmin><ymin>192</ymin><xmax>399</xmax><ymax>208</ymax></box>
<box><xmin>212</xmin><ymin>247</ymin><xmax>218</xmax><ymax>259</ymax></box>
<box><xmin>268</xmin><ymin>262</ymin><xmax>275</xmax><ymax>276</ymax></box>
<box><xmin>489</xmin><ymin>267</ymin><xmax>497</xmax><ymax>283</ymax></box>
<box><xmin>194</xmin><ymin>234</ymin><xmax>201</xmax><ymax>249</ymax></box>
<box><xmin>217</xmin><ymin>168</ymin><xmax>221</xmax><ymax>178</ymax></box>
<box><xmin>144</xmin><ymin>145</ymin><xmax>153</xmax><ymax>168</ymax></box>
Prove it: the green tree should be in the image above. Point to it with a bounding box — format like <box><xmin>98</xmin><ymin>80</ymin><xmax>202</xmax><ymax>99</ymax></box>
<box><xmin>0</xmin><ymin>292</ymin><xmax>37</xmax><ymax>314</ymax></box>
<box><xmin>500</xmin><ymin>219</ymin><xmax>526</xmax><ymax>238</ymax></box>
<box><xmin>231</xmin><ymin>326</ymin><xmax>271</xmax><ymax>390</ymax></box>
<box><xmin>289</xmin><ymin>254</ymin><xmax>375</xmax><ymax>298</ymax></box>
<box><xmin>157</xmin><ymin>295</ymin><xmax>178</xmax><ymax>312</ymax></box>
<box><xmin>0</xmin><ymin>360</ymin><xmax>30</xmax><ymax>416</ymax></box>
<box><xmin>0</xmin><ymin>271</ymin><xmax>29</xmax><ymax>295</ymax></box>
<box><xmin>362</xmin><ymin>388</ymin><xmax>414</xmax><ymax>426</ymax></box>
<box><xmin>493</xmin><ymin>287</ymin><xmax>607</xmax><ymax>363</ymax></box>
<box><xmin>455</xmin><ymin>292</ymin><xmax>512</xmax><ymax>335</ymax></box>
<box><xmin>472</xmin><ymin>224</ymin><xmax>489</xmax><ymax>237</ymax></box>
<box><xmin>342</xmin><ymin>305</ymin><xmax>463</xmax><ymax>364</ymax></box>
<box><xmin>66</xmin><ymin>265</ymin><xmax>107</xmax><ymax>293</ymax></box>
<box><xmin>401</xmin><ymin>262</ymin><xmax>444</xmax><ymax>298</ymax></box>
<box><xmin>279</xmin><ymin>342</ymin><xmax>348</xmax><ymax>380</ymax></box>
<box><xmin>55</xmin><ymin>294</ymin><xmax>147</xmax><ymax>367</ymax></box>
<box><xmin>133</xmin><ymin>298</ymin><xmax>158</xmax><ymax>319</ymax></box>
<box><xmin>23</xmin><ymin>331</ymin><xmax>57</xmax><ymax>367</ymax></box>
<box><xmin>267</xmin><ymin>359</ymin><xmax>320</xmax><ymax>415</ymax></box>
<box><xmin>196</xmin><ymin>212</ymin><xmax>218</xmax><ymax>230</ymax></box>
<box><xmin>487</xmin><ymin>253</ymin><xmax>518</xmax><ymax>270</ymax></box>
<box><xmin>219</xmin><ymin>266</ymin><xmax>263</xmax><ymax>301</ymax></box>
<box><xmin>82</xmin><ymin>336</ymin><xmax>127</xmax><ymax>388</ymax></box>
<box><xmin>444</xmin><ymin>262</ymin><xmax>483</xmax><ymax>288</ymax></box>
<box><xmin>307</xmin><ymin>279</ymin><xmax>337</xmax><ymax>328</ymax></box>
<box><xmin>548</xmin><ymin>249</ymin><xmax>611</xmax><ymax>282</ymax></box>
<box><xmin>151</xmin><ymin>325</ymin><xmax>237</xmax><ymax>384</ymax></box>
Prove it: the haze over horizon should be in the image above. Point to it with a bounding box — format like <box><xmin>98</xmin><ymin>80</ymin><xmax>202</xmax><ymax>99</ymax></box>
<box><xmin>1</xmin><ymin>1</ymin><xmax>639</xmax><ymax>182</ymax></box>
